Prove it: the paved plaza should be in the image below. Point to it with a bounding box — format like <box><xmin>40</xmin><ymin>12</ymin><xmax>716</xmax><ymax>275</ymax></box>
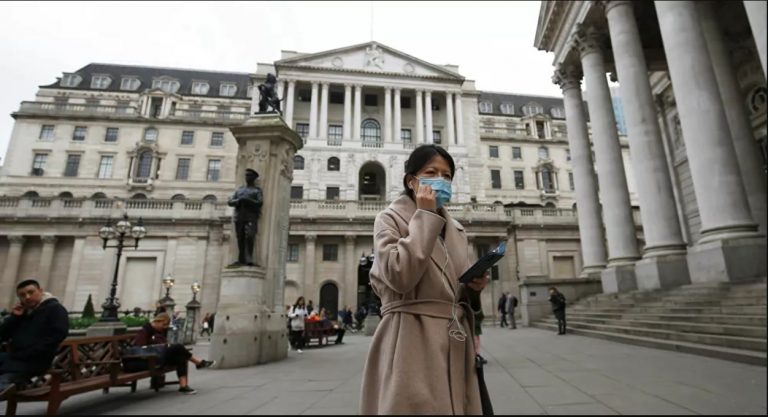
<box><xmin>10</xmin><ymin>327</ymin><xmax>767</xmax><ymax>415</ymax></box>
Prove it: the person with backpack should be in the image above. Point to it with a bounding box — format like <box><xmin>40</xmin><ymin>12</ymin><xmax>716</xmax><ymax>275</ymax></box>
<box><xmin>288</xmin><ymin>296</ymin><xmax>308</xmax><ymax>353</ymax></box>
<box><xmin>507</xmin><ymin>292</ymin><xmax>519</xmax><ymax>330</ymax></box>
<box><xmin>497</xmin><ymin>293</ymin><xmax>508</xmax><ymax>328</ymax></box>
<box><xmin>548</xmin><ymin>287</ymin><xmax>566</xmax><ymax>335</ymax></box>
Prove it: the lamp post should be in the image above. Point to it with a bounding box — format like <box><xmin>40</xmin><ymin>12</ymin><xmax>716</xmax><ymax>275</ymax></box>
<box><xmin>183</xmin><ymin>281</ymin><xmax>202</xmax><ymax>345</ymax></box>
<box><xmin>98</xmin><ymin>213</ymin><xmax>146</xmax><ymax>322</ymax></box>
<box><xmin>160</xmin><ymin>274</ymin><xmax>176</xmax><ymax>313</ymax></box>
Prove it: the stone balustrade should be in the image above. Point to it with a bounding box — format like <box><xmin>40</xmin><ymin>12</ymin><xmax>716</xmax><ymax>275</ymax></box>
<box><xmin>16</xmin><ymin>101</ymin><xmax>139</xmax><ymax>119</ymax></box>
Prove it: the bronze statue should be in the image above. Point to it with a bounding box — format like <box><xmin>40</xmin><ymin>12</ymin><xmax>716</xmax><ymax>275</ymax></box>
<box><xmin>257</xmin><ymin>73</ymin><xmax>282</xmax><ymax>114</ymax></box>
<box><xmin>227</xmin><ymin>169</ymin><xmax>263</xmax><ymax>267</ymax></box>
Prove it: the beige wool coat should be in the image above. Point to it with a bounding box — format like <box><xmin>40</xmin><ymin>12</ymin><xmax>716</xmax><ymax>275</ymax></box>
<box><xmin>359</xmin><ymin>195</ymin><xmax>483</xmax><ymax>415</ymax></box>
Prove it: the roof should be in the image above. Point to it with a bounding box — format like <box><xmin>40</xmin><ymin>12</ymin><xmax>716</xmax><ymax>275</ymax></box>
<box><xmin>42</xmin><ymin>63</ymin><xmax>253</xmax><ymax>99</ymax></box>
<box><xmin>476</xmin><ymin>91</ymin><xmax>590</xmax><ymax>121</ymax></box>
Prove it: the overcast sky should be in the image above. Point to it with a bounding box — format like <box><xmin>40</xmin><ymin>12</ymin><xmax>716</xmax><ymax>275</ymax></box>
<box><xmin>0</xmin><ymin>1</ymin><xmax>562</xmax><ymax>161</ymax></box>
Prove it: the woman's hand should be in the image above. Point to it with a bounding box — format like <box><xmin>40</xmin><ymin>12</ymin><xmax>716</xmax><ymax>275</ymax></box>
<box><xmin>412</xmin><ymin>179</ymin><xmax>437</xmax><ymax>212</ymax></box>
<box><xmin>467</xmin><ymin>271</ymin><xmax>490</xmax><ymax>292</ymax></box>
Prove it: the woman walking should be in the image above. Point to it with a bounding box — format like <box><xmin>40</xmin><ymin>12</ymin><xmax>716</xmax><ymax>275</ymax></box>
<box><xmin>288</xmin><ymin>296</ymin><xmax>308</xmax><ymax>353</ymax></box>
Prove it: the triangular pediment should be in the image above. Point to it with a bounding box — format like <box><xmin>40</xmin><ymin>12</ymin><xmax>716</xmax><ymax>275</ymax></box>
<box><xmin>276</xmin><ymin>42</ymin><xmax>464</xmax><ymax>80</ymax></box>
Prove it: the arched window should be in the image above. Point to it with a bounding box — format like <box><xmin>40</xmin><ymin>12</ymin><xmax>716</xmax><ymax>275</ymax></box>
<box><xmin>538</xmin><ymin>146</ymin><xmax>549</xmax><ymax>159</ymax></box>
<box><xmin>361</xmin><ymin>119</ymin><xmax>381</xmax><ymax>143</ymax></box>
<box><xmin>22</xmin><ymin>191</ymin><xmax>39</xmax><ymax>198</ymax></box>
<box><xmin>545</xmin><ymin>202</ymin><xmax>556</xmax><ymax>208</ymax></box>
<box><xmin>327</xmin><ymin>157</ymin><xmax>340</xmax><ymax>171</ymax></box>
<box><xmin>550</xmin><ymin>107</ymin><xmax>565</xmax><ymax>118</ymax></box>
<box><xmin>91</xmin><ymin>192</ymin><xmax>107</xmax><ymax>199</ymax></box>
<box><xmin>523</xmin><ymin>102</ymin><xmax>544</xmax><ymax>116</ymax></box>
<box><xmin>59</xmin><ymin>191</ymin><xmax>73</xmax><ymax>198</ymax></box>
<box><xmin>500</xmin><ymin>103</ymin><xmax>514</xmax><ymax>115</ymax></box>
<box><xmin>136</xmin><ymin>151</ymin><xmax>153</xmax><ymax>178</ymax></box>
<box><xmin>479</xmin><ymin>101</ymin><xmax>493</xmax><ymax>113</ymax></box>
<box><xmin>293</xmin><ymin>155</ymin><xmax>305</xmax><ymax>170</ymax></box>
<box><xmin>131</xmin><ymin>193</ymin><xmax>147</xmax><ymax>199</ymax></box>
<box><xmin>143</xmin><ymin>127</ymin><xmax>158</xmax><ymax>142</ymax></box>
<box><xmin>202</xmin><ymin>194</ymin><xmax>217</xmax><ymax>202</ymax></box>
<box><xmin>171</xmin><ymin>194</ymin><xmax>186</xmax><ymax>200</ymax></box>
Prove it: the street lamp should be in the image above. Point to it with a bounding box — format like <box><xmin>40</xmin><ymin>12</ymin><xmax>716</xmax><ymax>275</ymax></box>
<box><xmin>183</xmin><ymin>281</ymin><xmax>202</xmax><ymax>345</ymax></box>
<box><xmin>98</xmin><ymin>213</ymin><xmax>146</xmax><ymax>322</ymax></box>
<box><xmin>191</xmin><ymin>281</ymin><xmax>201</xmax><ymax>302</ymax></box>
<box><xmin>162</xmin><ymin>274</ymin><xmax>175</xmax><ymax>300</ymax></box>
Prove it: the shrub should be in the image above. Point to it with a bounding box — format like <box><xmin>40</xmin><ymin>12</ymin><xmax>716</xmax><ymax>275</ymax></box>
<box><xmin>82</xmin><ymin>294</ymin><xmax>95</xmax><ymax>319</ymax></box>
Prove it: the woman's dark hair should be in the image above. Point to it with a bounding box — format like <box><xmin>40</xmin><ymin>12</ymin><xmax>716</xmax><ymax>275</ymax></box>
<box><xmin>402</xmin><ymin>144</ymin><xmax>456</xmax><ymax>199</ymax></box>
<box><xmin>294</xmin><ymin>296</ymin><xmax>305</xmax><ymax>308</ymax></box>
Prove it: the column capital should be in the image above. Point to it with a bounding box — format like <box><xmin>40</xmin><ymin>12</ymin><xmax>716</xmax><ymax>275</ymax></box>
<box><xmin>393</xmin><ymin>87</ymin><xmax>402</xmax><ymax>93</ymax></box>
<box><xmin>305</xmin><ymin>233</ymin><xmax>317</xmax><ymax>242</ymax></box>
<box><xmin>552</xmin><ymin>65</ymin><xmax>583</xmax><ymax>92</ymax></box>
<box><xmin>424</xmin><ymin>90</ymin><xmax>432</xmax><ymax>96</ymax></box>
<box><xmin>415</xmin><ymin>88</ymin><xmax>424</xmax><ymax>93</ymax></box>
<box><xmin>41</xmin><ymin>235</ymin><xmax>58</xmax><ymax>244</ymax></box>
<box><xmin>344</xmin><ymin>83</ymin><xmax>353</xmax><ymax>89</ymax></box>
<box><xmin>353</xmin><ymin>84</ymin><xmax>364</xmax><ymax>89</ymax></box>
<box><xmin>311</xmin><ymin>80</ymin><xmax>320</xmax><ymax>86</ymax></box>
<box><xmin>571</xmin><ymin>24</ymin><xmax>609</xmax><ymax>58</ymax></box>
<box><xmin>445</xmin><ymin>91</ymin><xmax>453</xmax><ymax>97</ymax></box>
<box><xmin>599</xmin><ymin>0</ymin><xmax>633</xmax><ymax>15</ymax></box>
<box><xmin>321</xmin><ymin>81</ymin><xmax>330</xmax><ymax>87</ymax></box>
<box><xmin>286</xmin><ymin>78</ymin><xmax>297</xmax><ymax>85</ymax></box>
<box><xmin>8</xmin><ymin>235</ymin><xmax>25</xmax><ymax>245</ymax></box>
<box><xmin>344</xmin><ymin>234</ymin><xmax>356</xmax><ymax>242</ymax></box>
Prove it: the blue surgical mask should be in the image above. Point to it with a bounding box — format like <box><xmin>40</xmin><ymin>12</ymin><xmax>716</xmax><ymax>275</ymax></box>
<box><xmin>418</xmin><ymin>177</ymin><xmax>452</xmax><ymax>208</ymax></box>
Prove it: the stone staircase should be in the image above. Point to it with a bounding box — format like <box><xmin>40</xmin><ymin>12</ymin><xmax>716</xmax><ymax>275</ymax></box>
<box><xmin>531</xmin><ymin>279</ymin><xmax>767</xmax><ymax>366</ymax></box>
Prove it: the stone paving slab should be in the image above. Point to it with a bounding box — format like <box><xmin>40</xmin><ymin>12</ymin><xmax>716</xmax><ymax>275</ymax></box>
<box><xmin>9</xmin><ymin>327</ymin><xmax>767</xmax><ymax>415</ymax></box>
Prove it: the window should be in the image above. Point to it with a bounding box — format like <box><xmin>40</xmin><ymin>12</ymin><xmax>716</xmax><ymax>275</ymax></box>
<box><xmin>327</xmin><ymin>157</ymin><xmax>340</xmax><ymax>171</ymax></box>
<box><xmin>489</xmin><ymin>146</ymin><xmax>499</xmax><ymax>158</ymax></box>
<box><xmin>176</xmin><ymin>158</ymin><xmax>191</xmax><ymax>180</ymax></box>
<box><xmin>97</xmin><ymin>155</ymin><xmax>114</xmax><ymax>179</ymax></box>
<box><xmin>152</xmin><ymin>78</ymin><xmax>180</xmax><ymax>93</ymax></box>
<box><xmin>323</xmin><ymin>244</ymin><xmax>339</xmax><ymax>261</ymax></box>
<box><xmin>290</xmin><ymin>186</ymin><xmax>304</xmax><ymax>199</ymax></box>
<box><xmin>136</xmin><ymin>151</ymin><xmax>153</xmax><ymax>178</ymax></box>
<box><xmin>328</xmin><ymin>125</ymin><xmax>343</xmax><ymax>140</ymax></box>
<box><xmin>61</xmin><ymin>73</ymin><xmax>82</xmax><ymax>87</ymax></box>
<box><xmin>541</xmin><ymin>168</ymin><xmax>555</xmax><ymax>192</ymax></box>
<box><xmin>491</xmin><ymin>169</ymin><xmax>501</xmax><ymax>189</ymax></box>
<box><xmin>105</xmin><ymin>127</ymin><xmax>119</xmax><ymax>142</ymax></box>
<box><xmin>536</xmin><ymin>121</ymin><xmax>546</xmax><ymax>139</ymax></box>
<box><xmin>31</xmin><ymin>154</ymin><xmax>47</xmax><ymax>176</ymax></box>
<box><xmin>64</xmin><ymin>154</ymin><xmax>81</xmax><ymax>177</ymax></box>
<box><xmin>293</xmin><ymin>155</ymin><xmax>305</xmax><ymax>170</ymax></box>
<box><xmin>566</xmin><ymin>148</ymin><xmax>571</xmax><ymax>161</ymax></box>
<box><xmin>202</xmin><ymin>194</ymin><xmax>217</xmax><ymax>202</ymax></box>
<box><xmin>91</xmin><ymin>75</ymin><xmax>111</xmax><ymax>89</ymax></box>
<box><xmin>330</xmin><ymin>91</ymin><xmax>344</xmax><ymax>104</ymax></box>
<box><xmin>538</xmin><ymin>146</ymin><xmax>549</xmax><ymax>159</ymax></box>
<box><xmin>297</xmin><ymin>89</ymin><xmax>311</xmax><ymax>102</ymax></box>
<box><xmin>143</xmin><ymin>127</ymin><xmax>158</xmax><ymax>142</ymax></box>
<box><xmin>171</xmin><ymin>194</ymin><xmax>186</xmax><ymax>200</ymax></box>
<box><xmin>551</xmin><ymin>107</ymin><xmax>565</xmax><ymax>118</ymax></box>
<box><xmin>401</xmin><ymin>96</ymin><xmax>412</xmax><ymax>109</ymax></box>
<box><xmin>361</xmin><ymin>119</ymin><xmax>381</xmax><ymax>143</ymax></box>
<box><xmin>364</xmin><ymin>94</ymin><xmax>378</xmax><ymax>107</ymax></box>
<box><xmin>219</xmin><ymin>83</ymin><xmax>237</xmax><ymax>97</ymax></box>
<box><xmin>180</xmin><ymin>131</ymin><xmax>194</xmax><ymax>145</ymax></box>
<box><xmin>401</xmin><ymin>129</ymin><xmax>412</xmax><ymax>143</ymax></box>
<box><xmin>287</xmin><ymin>244</ymin><xmax>299</xmax><ymax>262</ymax></box>
<box><xmin>210</xmin><ymin>132</ymin><xmax>224</xmax><ymax>147</ymax></box>
<box><xmin>512</xmin><ymin>146</ymin><xmax>522</xmax><ymax>160</ymax></box>
<box><xmin>39</xmin><ymin>125</ymin><xmax>55</xmax><ymax>140</ymax></box>
<box><xmin>296</xmin><ymin>123</ymin><xmax>309</xmax><ymax>139</ymax></box>
<box><xmin>479</xmin><ymin>101</ymin><xmax>493</xmax><ymax>113</ymax></box>
<box><xmin>523</xmin><ymin>102</ymin><xmax>544</xmax><ymax>116</ymax></box>
<box><xmin>500</xmin><ymin>103</ymin><xmax>514</xmax><ymax>115</ymax></box>
<box><xmin>192</xmin><ymin>81</ymin><xmax>210</xmax><ymax>95</ymax></box>
<box><xmin>514</xmin><ymin>170</ymin><xmax>525</xmax><ymax>189</ymax></box>
<box><xmin>120</xmin><ymin>77</ymin><xmax>140</xmax><ymax>91</ymax></box>
<box><xmin>326</xmin><ymin>186</ymin><xmax>340</xmax><ymax>200</ymax></box>
<box><xmin>207</xmin><ymin>159</ymin><xmax>221</xmax><ymax>182</ymax></box>
<box><xmin>432</xmin><ymin>130</ymin><xmax>442</xmax><ymax>144</ymax></box>
<box><xmin>72</xmin><ymin>126</ymin><xmax>87</xmax><ymax>141</ymax></box>
<box><xmin>569</xmin><ymin>172</ymin><xmax>575</xmax><ymax>191</ymax></box>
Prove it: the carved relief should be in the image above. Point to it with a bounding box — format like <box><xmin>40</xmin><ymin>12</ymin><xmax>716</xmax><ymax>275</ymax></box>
<box><xmin>331</xmin><ymin>56</ymin><xmax>344</xmax><ymax>68</ymax></box>
<box><xmin>403</xmin><ymin>63</ymin><xmax>415</xmax><ymax>74</ymax></box>
<box><xmin>279</xmin><ymin>144</ymin><xmax>294</xmax><ymax>180</ymax></box>
<box><xmin>365</xmin><ymin>44</ymin><xmax>385</xmax><ymax>70</ymax></box>
<box><xmin>672</xmin><ymin>114</ymin><xmax>685</xmax><ymax>151</ymax></box>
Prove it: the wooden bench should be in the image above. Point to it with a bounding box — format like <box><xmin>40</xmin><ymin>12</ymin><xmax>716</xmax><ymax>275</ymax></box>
<box><xmin>4</xmin><ymin>334</ymin><xmax>179</xmax><ymax>416</ymax></box>
<box><xmin>303</xmin><ymin>321</ymin><xmax>340</xmax><ymax>347</ymax></box>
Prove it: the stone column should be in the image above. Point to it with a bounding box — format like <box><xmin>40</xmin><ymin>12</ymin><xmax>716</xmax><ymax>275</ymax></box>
<box><xmin>454</xmin><ymin>93</ymin><xmax>465</xmax><ymax>145</ymax></box>
<box><xmin>344</xmin><ymin>234</ymin><xmax>357</xmax><ymax>311</ymax></box>
<box><xmin>309</xmin><ymin>82</ymin><xmax>319</xmax><ymax>138</ymax></box>
<box><xmin>2</xmin><ymin>236</ymin><xmax>25</xmax><ymax>308</ymax></box>
<box><xmin>604</xmin><ymin>1</ymin><xmax>690</xmax><ymax>290</ymax></box>
<box><xmin>343</xmin><ymin>84</ymin><xmax>352</xmax><ymax>140</ymax></box>
<box><xmin>63</xmin><ymin>236</ymin><xmax>86</xmax><ymax>309</ymax></box>
<box><xmin>699</xmin><ymin>1</ymin><xmax>768</xmax><ymax>235</ymax></box>
<box><xmin>574</xmin><ymin>26</ymin><xmax>640</xmax><ymax>293</ymax></box>
<box><xmin>415</xmin><ymin>89</ymin><xmax>424</xmax><ymax>143</ymax></box>
<box><xmin>38</xmin><ymin>235</ymin><xmax>58</xmax><ymax>291</ymax></box>
<box><xmin>277</xmin><ymin>81</ymin><xmax>286</xmax><ymax>105</ymax></box>
<box><xmin>743</xmin><ymin>0</ymin><xmax>767</xmax><ymax>79</ymax></box>
<box><xmin>425</xmin><ymin>91</ymin><xmax>434</xmax><ymax>142</ymax></box>
<box><xmin>353</xmin><ymin>85</ymin><xmax>362</xmax><ymax>140</ymax></box>
<box><xmin>445</xmin><ymin>92</ymin><xmax>455</xmax><ymax>145</ymax></box>
<box><xmin>384</xmin><ymin>88</ymin><xmax>393</xmax><ymax>142</ymax></box>
<box><xmin>285</xmin><ymin>80</ymin><xmax>296</xmax><ymax>128</ymax></box>
<box><xmin>304</xmin><ymin>234</ymin><xmax>317</xmax><ymax>301</ymax></box>
<box><xmin>393</xmin><ymin>89</ymin><xmax>402</xmax><ymax>142</ymax></box>
<box><xmin>656</xmin><ymin>0</ymin><xmax>766</xmax><ymax>283</ymax></box>
<box><xmin>319</xmin><ymin>82</ymin><xmax>329</xmax><ymax>139</ymax></box>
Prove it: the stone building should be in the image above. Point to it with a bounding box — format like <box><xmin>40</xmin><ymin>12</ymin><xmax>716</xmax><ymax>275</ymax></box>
<box><xmin>535</xmin><ymin>0</ymin><xmax>767</xmax><ymax>294</ymax></box>
<box><xmin>0</xmin><ymin>41</ymin><xmax>641</xmax><ymax>322</ymax></box>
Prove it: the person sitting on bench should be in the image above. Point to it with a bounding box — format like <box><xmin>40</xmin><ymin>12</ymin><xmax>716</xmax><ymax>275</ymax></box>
<box><xmin>124</xmin><ymin>313</ymin><xmax>214</xmax><ymax>395</ymax></box>
<box><xmin>0</xmin><ymin>279</ymin><xmax>69</xmax><ymax>398</ymax></box>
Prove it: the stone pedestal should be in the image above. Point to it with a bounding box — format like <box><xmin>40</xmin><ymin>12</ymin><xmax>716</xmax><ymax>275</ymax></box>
<box><xmin>209</xmin><ymin>114</ymin><xmax>302</xmax><ymax>369</ymax></box>
<box><xmin>363</xmin><ymin>314</ymin><xmax>380</xmax><ymax>336</ymax></box>
<box><xmin>601</xmin><ymin>264</ymin><xmax>637</xmax><ymax>294</ymax></box>
<box><xmin>635</xmin><ymin>254</ymin><xmax>690</xmax><ymax>290</ymax></box>
<box><xmin>687</xmin><ymin>236</ymin><xmax>767</xmax><ymax>284</ymax></box>
<box><xmin>86</xmin><ymin>321</ymin><xmax>127</xmax><ymax>337</ymax></box>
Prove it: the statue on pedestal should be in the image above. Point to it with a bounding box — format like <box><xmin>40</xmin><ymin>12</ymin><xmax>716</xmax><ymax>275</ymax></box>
<box><xmin>227</xmin><ymin>169</ymin><xmax>263</xmax><ymax>267</ymax></box>
<box><xmin>257</xmin><ymin>73</ymin><xmax>282</xmax><ymax>114</ymax></box>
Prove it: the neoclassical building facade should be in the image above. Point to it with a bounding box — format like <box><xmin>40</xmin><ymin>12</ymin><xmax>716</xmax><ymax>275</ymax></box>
<box><xmin>535</xmin><ymin>0</ymin><xmax>767</xmax><ymax>294</ymax></box>
<box><xmin>0</xmin><ymin>41</ymin><xmax>642</xmax><ymax>321</ymax></box>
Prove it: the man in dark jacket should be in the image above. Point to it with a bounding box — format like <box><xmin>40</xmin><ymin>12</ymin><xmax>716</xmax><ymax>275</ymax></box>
<box><xmin>497</xmin><ymin>293</ymin><xmax>508</xmax><ymax>328</ymax></box>
<box><xmin>0</xmin><ymin>279</ymin><xmax>69</xmax><ymax>395</ymax></box>
<box><xmin>548</xmin><ymin>287</ymin><xmax>567</xmax><ymax>335</ymax></box>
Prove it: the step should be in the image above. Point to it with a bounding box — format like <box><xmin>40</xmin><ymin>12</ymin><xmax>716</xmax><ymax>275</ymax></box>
<box><xmin>567</xmin><ymin>312</ymin><xmax>767</xmax><ymax>326</ymax></box>
<box><xmin>530</xmin><ymin>322</ymin><xmax>767</xmax><ymax>366</ymax></box>
<box><xmin>572</xmin><ymin>305</ymin><xmax>767</xmax><ymax>315</ymax></box>
<box><xmin>539</xmin><ymin>320</ymin><xmax>766</xmax><ymax>351</ymax></box>
<box><xmin>641</xmin><ymin>298</ymin><xmax>767</xmax><ymax>308</ymax></box>
<box><xmin>548</xmin><ymin>317</ymin><xmax>767</xmax><ymax>338</ymax></box>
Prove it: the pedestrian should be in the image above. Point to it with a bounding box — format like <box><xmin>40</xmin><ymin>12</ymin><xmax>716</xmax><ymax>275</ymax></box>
<box><xmin>306</xmin><ymin>300</ymin><xmax>314</xmax><ymax>316</ymax></box>
<box><xmin>360</xmin><ymin>144</ymin><xmax>491</xmax><ymax>415</ymax></box>
<box><xmin>208</xmin><ymin>312</ymin><xmax>215</xmax><ymax>332</ymax></box>
<box><xmin>548</xmin><ymin>287</ymin><xmax>567</xmax><ymax>335</ymax></box>
<box><xmin>354</xmin><ymin>305</ymin><xmax>367</xmax><ymax>330</ymax></box>
<box><xmin>497</xmin><ymin>292</ymin><xmax>508</xmax><ymax>328</ymax></box>
<box><xmin>153</xmin><ymin>302</ymin><xmax>166</xmax><ymax>317</ymax></box>
<box><xmin>508</xmin><ymin>292</ymin><xmax>518</xmax><ymax>329</ymax></box>
<box><xmin>199</xmin><ymin>313</ymin><xmax>212</xmax><ymax>337</ymax></box>
<box><xmin>0</xmin><ymin>279</ymin><xmax>69</xmax><ymax>396</ymax></box>
<box><xmin>288</xmin><ymin>296</ymin><xmax>308</xmax><ymax>353</ymax></box>
<box><xmin>343</xmin><ymin>306</ymin><xmax>355</xmax><ymax>331</ymax></box>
